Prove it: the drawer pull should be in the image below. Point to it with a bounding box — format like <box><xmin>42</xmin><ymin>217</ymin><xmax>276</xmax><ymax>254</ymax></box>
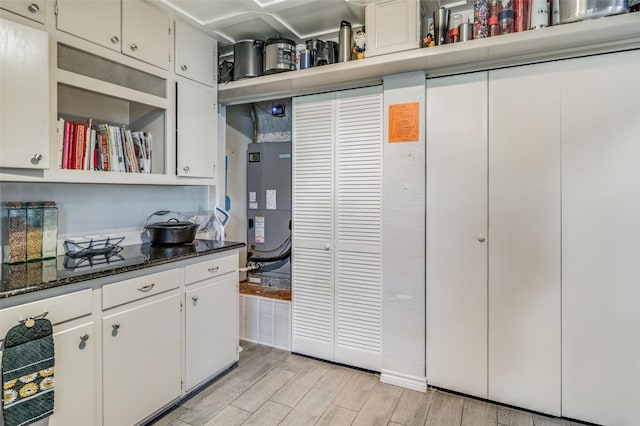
<box><xmin>80</xmin><ymin>334</ymin><xmax>89</xmax><ymax>342</ymax></box>
<box><xmin>137</xmin><ymin>283</ymin><xmax>155</xmax><ymax>292</ymax></box>
<box><xmin>19</xmin><ymin>311</ymin><xmax>48</xmax><ymax>328</ymax></box>
<box><xmin>208</xmin><ymin>266</ymin><xmax>219</xmax><ymax>273</ymax></box>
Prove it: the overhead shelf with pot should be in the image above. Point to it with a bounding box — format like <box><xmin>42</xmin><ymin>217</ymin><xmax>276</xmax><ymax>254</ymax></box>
<box><xmin>218</xmin><ymin>12</ymin><xmax>640</xmax><ymax>105</ymax></box>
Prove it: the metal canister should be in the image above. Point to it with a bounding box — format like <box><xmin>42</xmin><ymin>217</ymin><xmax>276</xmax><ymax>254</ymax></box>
<box><xmin>460</xmin><ymin>22</ymin><xmax>474</xmax><ymax>41</ymax></box>
<box><xmin>338</xmin><ymin>20</ymin><xmax>352</xmax><ymax>62</ymax></box>
<box><xmin>233</xmin><ymin>40</ymin><xmax>264</xmax><ymax>80</ymax></box>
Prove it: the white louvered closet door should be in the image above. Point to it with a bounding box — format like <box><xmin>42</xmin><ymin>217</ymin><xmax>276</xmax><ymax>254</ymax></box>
<box><xmin>291</xmin><ymin>93</ymin><xmax>336</xmax><ymax>360</ymax></box>
<box><xmin>334</xmin><ymin>86</ymin><xmax>383</xmax><ymax>371</ymax></box>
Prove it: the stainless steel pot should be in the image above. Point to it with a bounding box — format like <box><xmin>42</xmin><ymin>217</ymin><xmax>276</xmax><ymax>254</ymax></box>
<box><xmin>233</xmin><ymin>40</ymin><xmax>264</xmax><ymax>80</ymax></box>
<box><xmin>144</xmin><ymin>211</ymin><xmax>198</xmax><ymax>245</ymax></box>
<box><xmin>263</xmin><ymin>37</ymin><xmax>295</xmax><ymax>74</ymax></box>
<box><xmin>558</xmin><ymin>0</ymin><xmax>627</xmax><ymax>23</ymax></box>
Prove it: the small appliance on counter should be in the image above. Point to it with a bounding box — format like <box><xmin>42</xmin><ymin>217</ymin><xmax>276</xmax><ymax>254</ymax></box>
<box><xmin>142</xmin><ymin>210</ymin><xmax>198</xmax><ymax>245</ymax></box>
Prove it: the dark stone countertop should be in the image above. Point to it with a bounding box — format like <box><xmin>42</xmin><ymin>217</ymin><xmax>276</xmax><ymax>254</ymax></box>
<box><xmin>0</xmin><ymin>240</ymin><xmax>245</xmax><ymax>300</ymax></box>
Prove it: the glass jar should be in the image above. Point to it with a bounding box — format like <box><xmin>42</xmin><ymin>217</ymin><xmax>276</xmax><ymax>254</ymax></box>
<box><xmin>26</xmin><ymin>202</ymin><xmax>43</xmax><ymax>261</ymax></box>
<box><xmin>2</xmin><ymin>202</ymin><xmax>27</xmax><ymax>264</ymax></box>
<box><xmin>499</xmin><ymin>9</ymin><xmax>515</xmax><ymax>35</ymax></box>
<box><xmin>449</xmin><ymin>14</ymin><xmax>462</xmax><ymax>43</ymax></box>
<box><xmin>42</xmin><ymin>201</ymin><xmax>58</xmax><ymax>259</ymax></box>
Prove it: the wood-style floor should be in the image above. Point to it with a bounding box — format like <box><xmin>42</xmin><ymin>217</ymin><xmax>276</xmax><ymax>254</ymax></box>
<box><xmin>150</xmin><ymin>342</ymin><xmax>583</xmax><ymax>426</ymax></box>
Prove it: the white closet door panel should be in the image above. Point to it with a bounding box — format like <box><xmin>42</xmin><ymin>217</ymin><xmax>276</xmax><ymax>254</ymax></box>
<box><xmin>335</xmin><ymin>86</ymin><xmax>383</xmax><ymax>371</ymax></box>
<box><xmin>561</xmin><ymin>50</ymin><xmax>640</xmax><ymax>426</ymax></box>
<box><xmin>426</xmin><ymin>72</ymin><xmax>488</xmax><ymax>398</ymax></box>
<box><xmin>488</xmin><ymin>63</ymin><xmax>561</xmax><ymax>416</ymax></box>
<box><xmin>292</xmin><ymin>93</ymin><xmax>335</xmax><ymax>360</ymax></box>
<box><xmin>291</xmin><ymin>247</ymin><xmax>334</xmax><ymax>360</ymax></box>
<box><xmin>292</xmin><ymin>93</ymin><xmax>335</xmax><ymax>246</ymax></box>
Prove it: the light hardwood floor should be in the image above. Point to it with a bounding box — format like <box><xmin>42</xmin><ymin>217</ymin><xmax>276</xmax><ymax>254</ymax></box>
<box><xmin>149</xmin><ymin>342</ymin><xmax>584</xmax><ymax>426</ymax></box>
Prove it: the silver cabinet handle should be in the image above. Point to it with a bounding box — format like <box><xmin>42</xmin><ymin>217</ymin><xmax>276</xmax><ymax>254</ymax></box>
<box><xmin>208</xmin><ymin>266</ymin><xmax>219</xmax><ymax>273</ymax></box>
<box><xmin>181</xmin><ymin>64</ymin><xmax>188</xmax><ymax>71</ymax></box>
<box><xmin>324</xmin><ymin>243</ymin><xmax>331</xmax><ymax>251</ymax></box>
<box><xmin>192</xmin><ymin>296</ymin><xmax>199</xmax><ymax>302</ymax></box>
<box><xmin>477</xmin><ymin>234</ymin><xmax>486</xmax><ymax>243</ymax></box>
<box><xmin>111</xmin><ymin>35</ymin><xmax>119</xmax><ymax>44</ymax></box>
<box><xmin>112</xmin><ymin>323</ymin><xmax>120</xmax><ymax>330</ymax></box>
<box><xmin>137</xmin><ymin>283</ymin><xmax>155</xmax><ymax>292</ymax></box>
<box><xmin>183</xmin><ymin>166</ymin><xmax>190</xmax><ymax>173</ymax></box>
<box><xmin>130</xmin><ymin>43</ymin><xmax>138</xmax><ymax>51</ymax></box>
<box><xmin>31</xmin><ymin>153</ymin><xmax>43</xmax><ymax>163</ymax></box>
<box><xmin>28</xmin><ymin>3</ymin><xmax>40</xmax><ymax>13</ymax></box>
<box><xmin>80</xmin><ymin>334</ymin><xmax>89</xmax><ymax>342</ymax></box>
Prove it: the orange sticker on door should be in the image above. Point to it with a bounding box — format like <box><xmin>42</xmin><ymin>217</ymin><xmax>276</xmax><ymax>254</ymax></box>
<box><xmin>388</xmin><ymin>102</ymin><xmax>420</xmax><ymax>142</ymax></box>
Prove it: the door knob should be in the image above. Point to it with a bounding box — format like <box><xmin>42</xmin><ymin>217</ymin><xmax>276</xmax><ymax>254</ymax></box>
<box><xmin>181</xmin><ymin>64</ymin><xmax>188</xmax><ymax>71</ymax></box>
<box><xmin>112</xmin><ymin>323</ymin><xmax>120</xmax><ymax>330</ymax></box>
<box><xmin>477</xmin><ymin>234</ymin><xmax>486</xmax><ymax>243</ymax></box>
<box><xmin>27</xmin><ymin>3</ymin><xmax>39</xmax><ymax>13</ymax></box>
<box><xmin>80</xmin><ymin>334</ymin><xmax>90</xmax><ymax>342</ymax></box>
<box><xmin>130</xmin><ymin>43</ymin><xmax>138</xmax><ymax>52</ymax></box>
<box><xmin>31</xmin><ymin>153</ymin><xmax>43</xmax><ymax>163</ymax></box>
<box><xmin>192</xmin><ymin>296</ymin><xmax>199</xmax><ymax>302</ymax></box>
<box><xmin>183</xmin><ymin>166</ymin><xmax>190</xmax><ymax>173</ymax></box>
<box><xmin>111</xmin><ymin>35</ymin><xmax>119</xmax><ymax>44</ymax></box>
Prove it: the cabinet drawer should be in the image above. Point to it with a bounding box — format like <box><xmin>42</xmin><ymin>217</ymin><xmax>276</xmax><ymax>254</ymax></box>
<box><xmin>0</xmin><ymin>289</ymin><xmax>92</xmax><ymax>337</ymax></box>
<box><xmin>184</xmin><ymin>253</ymin><xmax>237</xmax><ymax>285</ymax></box>
<box><xmin>102</xmin><ymin>268</ymin><xmax>181</xmax><ymax>310</ymax></box>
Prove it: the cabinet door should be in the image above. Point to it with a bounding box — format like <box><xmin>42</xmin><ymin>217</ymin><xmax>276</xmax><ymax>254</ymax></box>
<box><xmin>426</xmin><ymin>72</ymin><xmax>489</xmax><ymax>398</ymax></box>
<box><xmin>561</xmin><ymin>50</ymin><xmax>640</xmax><ymax>426</ymax></box>
<box><xmin>185</xmin><ymin>275</ymin><xmax>238</xmax><ymax>390</ymax></box>
<box><xmin>49</xmin><ymin>322</ymin><xmax>95</xmax><ymax>426</ymax></box>
<box><xmin>1</xmin><ymin>0</ymin><xmax>45</xmax><ymax>23</ymax></box>
<box><xmin>102</xmin><ymin>294</ymin><xmax>181</xmax><ymax>426</ymax></box>
<box><xmin>55</xmin><ymin>0</ymin><xmax>121</xmax><ymax>51</ymax></box>
<box><xmin>176</xmin><ymin>81</ymin><xmax>217</xmax><ymax>178</ymax></box>
<box><xmin>175</xmin><ymin>20</ymin><xmax>216</xmax><ymax>87</ymax></box>
<box><xmin>122</xmin><ymin>0</ymin><xmax>169</xmax><ymax>70</ymax></box>
<box><xmin>0</xmin><ymin>18</ymin><xmax>49</xmax><ymax>169</ymax></box>
<box><xmin>334</xmin><ymin>86</ymin><xmax>383</xmax><ymax>371</ymax></box>
<box><xmin>291</xmin><ymin>92</ymin><xmax>335</xmax><ymax>361</ymax></box>
<box><xmin>364</xmin><ymin>0</ymin><xmax>420</xmax><ymax>57</ymax></box>
<box><xmin>488</xmin><ymin>63</ymin><xmax>561</xmax><ymax>415</ymax></box>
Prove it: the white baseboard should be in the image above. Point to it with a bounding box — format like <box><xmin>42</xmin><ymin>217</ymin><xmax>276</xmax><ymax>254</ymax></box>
<box><xmin>381</xmin><ymin>369</ymin><xmax>427</xmax><ymax>392</ymax></box>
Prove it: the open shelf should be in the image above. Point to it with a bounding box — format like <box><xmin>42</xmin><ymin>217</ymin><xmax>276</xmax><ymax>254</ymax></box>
<box><xmin>219</xmin><ymin>12</ymin><xmax>640</xmax><ymax>105</ymax></box>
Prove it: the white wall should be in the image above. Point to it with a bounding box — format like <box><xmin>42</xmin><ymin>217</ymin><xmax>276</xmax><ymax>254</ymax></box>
<box><xmin>225</xmin><ymin>104</ymin><xmax>253</xmax><ymax>279</ymax></box>
<box><xmin>0</xmin><ymin>182</ymin><xmax>210</xmax><ymax>242</ymax></box>
<box><xmin>381</xmin><ymin>72</ymin><xmax>427</xmax><ymax>391</ymax></box>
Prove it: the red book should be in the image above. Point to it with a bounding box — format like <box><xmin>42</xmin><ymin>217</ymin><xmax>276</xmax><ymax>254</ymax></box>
<box><xmin>62</xmin><ymin>121</ymin><xmax>72</xmax><ymax>169</ymax></box>
<box><xmin>68</xmin><ymin>122</ymin><xmax>77</xmax><ymax>169</ymax></box>
<box><xmin>99</xmin><ymin>133</ymin><xmax>109</xmax><ymax>171</ymax></box>
<box><xmin>74</xmin><ymin>124</ymin><xmax>86</xmax><ymax>170</ymax></box>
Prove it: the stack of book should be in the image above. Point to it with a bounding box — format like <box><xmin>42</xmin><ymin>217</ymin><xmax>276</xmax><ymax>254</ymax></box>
<box><xmin>56</xmin><ymin>118</ymin><xmax>152</xmax><ymax>173</ymax></box>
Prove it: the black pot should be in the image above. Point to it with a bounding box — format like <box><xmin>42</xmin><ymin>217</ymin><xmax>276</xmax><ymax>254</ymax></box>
<box><xmin>145</xmin><ymin>217</ymin><xmax>198</xmax><ymax>245</ymax></box>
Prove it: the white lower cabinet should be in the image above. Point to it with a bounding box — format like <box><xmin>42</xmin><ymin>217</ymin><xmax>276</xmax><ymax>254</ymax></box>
<box><xmin>102</xmin><ymin>293</ymin><xmax>181</xmax><ymax>426</ymax></box>
<box><xmin>185</xmin><ymin>274</ymin><xmax>238</xmax><ymax>391</ymax></box>
<box><xmin>49</xmin><ymin>321</ymin><xmax>95</xmax><ymax>426</ymax></box>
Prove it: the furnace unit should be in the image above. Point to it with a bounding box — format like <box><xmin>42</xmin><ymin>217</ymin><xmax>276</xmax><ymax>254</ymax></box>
<box><xmin>246</xmin><ymin>141</ymin><xmax>291</xmax><ymax>289</ymax></box>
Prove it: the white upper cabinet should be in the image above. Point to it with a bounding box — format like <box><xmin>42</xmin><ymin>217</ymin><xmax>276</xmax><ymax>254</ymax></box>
<box><xmin>0</xmin><ymin>18</ymin><xmax>49</xmax><ymax>169</ymax></box>
<box><xmin>0</xmin><ymin>0</ymin><xmax>45</xmax><ymax>23</ymax></box>
<box><xmin>364</xmin><ymin>0</ymin><xmax>420</xmax><ymax>57</ymax></box>
<box><xmin>176</xmin><ymin>81</ymin><xmax>217</xmax><ymax>179</ymax></box>
<box><xmin>121</xmin><ymin>0</ymin><xmax>169</xmax><ymax>70</ymax></box>
<box><xmin>56</xmin><ymin>0</ymin><xmax>121</xmax><ymax>51</ymax></box>
<box><xmin>175</xmin><ymin>20</ymin><xmax>216</xmax><ymax>87</ymax></box>
<box><xmin>56</xmin><ymin>0</ymin><xmax>169</xmax><ymax>70</ymax></box>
